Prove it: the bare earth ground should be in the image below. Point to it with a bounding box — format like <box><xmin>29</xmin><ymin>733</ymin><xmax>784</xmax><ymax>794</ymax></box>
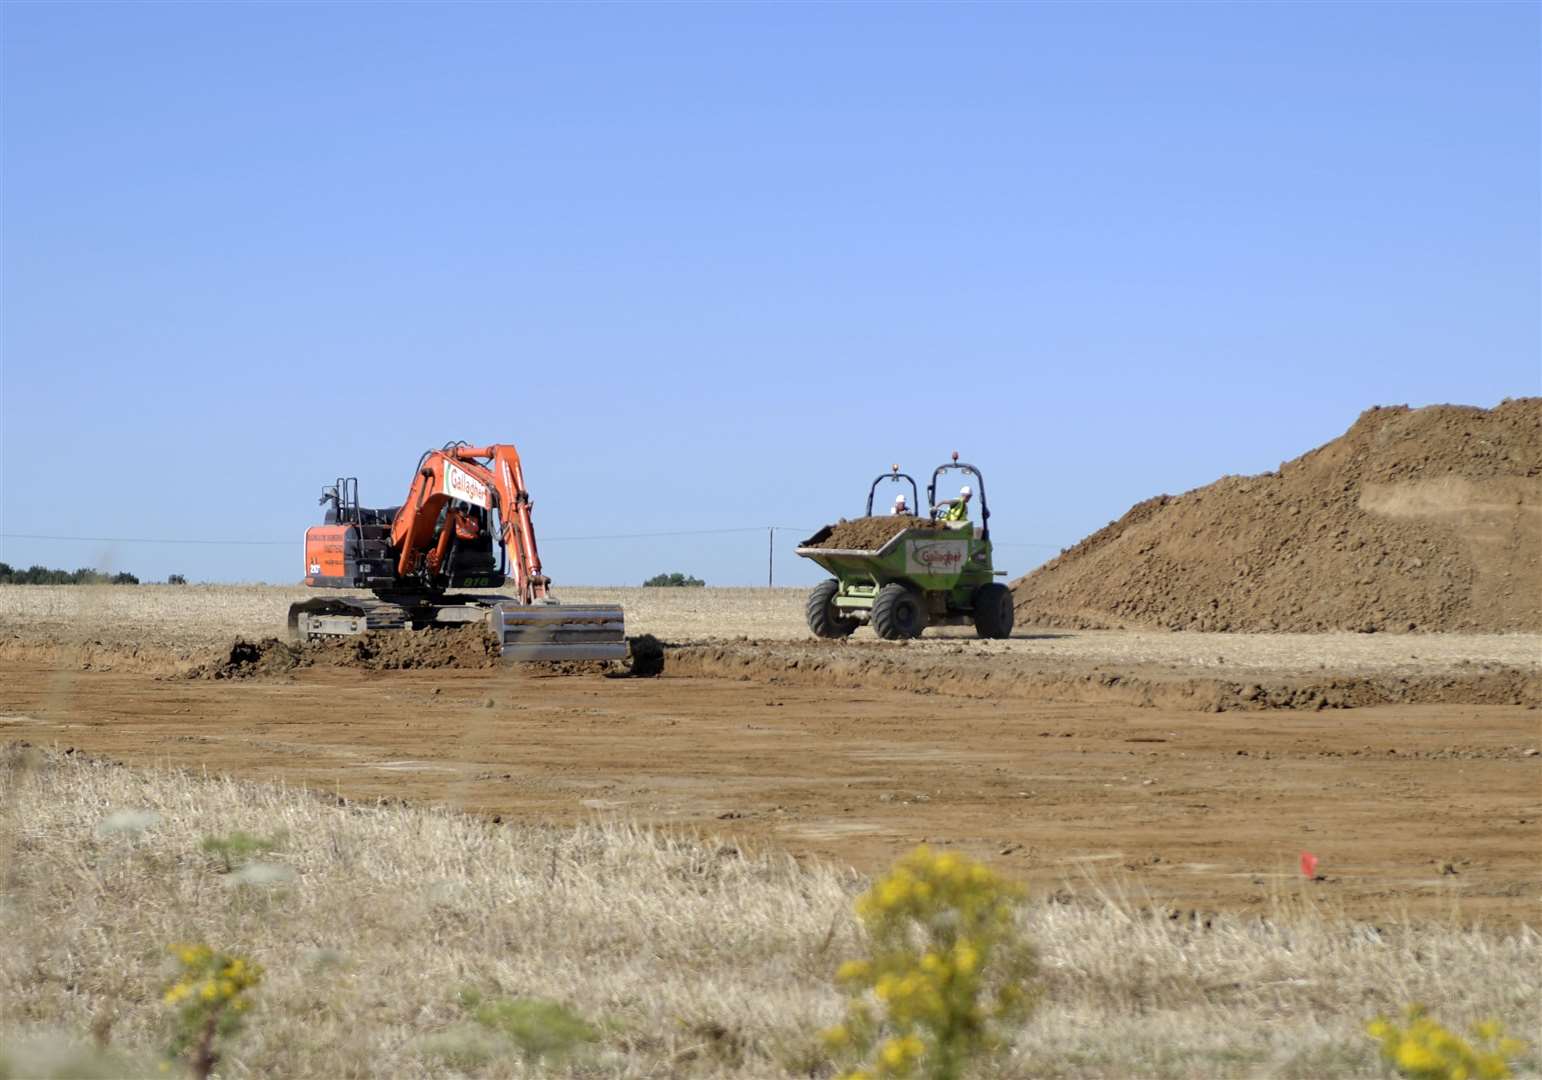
<box><xmin>6</xmin><ymin>584</ymin><xmax>1542</xmax><ymax>668</ymax></box>
<box><xmin>2</xmin><ymin>585</ymin><xmax>1539</xmax><ymax>927</ymax></box>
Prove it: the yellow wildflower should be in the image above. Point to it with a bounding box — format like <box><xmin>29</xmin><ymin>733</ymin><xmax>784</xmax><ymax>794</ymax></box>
<box><xmin>953</xmin><ymin>942</ymin><xmax>979</xmax><ymax>974</ymax></box>
<box><xmin>176</xmin><ymin>945</ymin><xmax>205</xmax><ymax>966</ymax></box>
<box><xmin>1370</xmin><ymin>1006</ymin><xmax>1523</xmax><ymax>1080</ymax></box>
<box><xmin>827</xmin><ymin>846</ymin><xmax>1036</xmax><ymax>1079</ymax></box>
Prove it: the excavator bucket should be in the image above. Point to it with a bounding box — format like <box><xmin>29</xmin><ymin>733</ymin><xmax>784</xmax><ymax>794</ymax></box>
<box><xmin>489</xmin><ymin>601</ymin><xmax>628</xmax><ymax>662</ymax></box>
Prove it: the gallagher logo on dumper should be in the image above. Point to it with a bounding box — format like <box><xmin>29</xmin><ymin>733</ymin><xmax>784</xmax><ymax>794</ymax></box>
<box><xmin>443</xmin><ymin>462</ymin><xmax>491</xmax><ymax>507</ymax></box>
<box><xmin>910</xmin><ymin>540</ymin><xmax>966</xmax><ymax>570</ymax></box>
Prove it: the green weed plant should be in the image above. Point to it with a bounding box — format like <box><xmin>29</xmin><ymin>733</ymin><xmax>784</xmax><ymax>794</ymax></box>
<box><xmin>199</xmin><ymin>830</ymin><xmax>285</xmax><ymax>873</ymax></box>
<box><xmin>161</xmin><ymin>944</ymin><xmax>261</xmax><ymax>1079</ymax></box>
<box><xmin>459</xmin><ymin>989</ymin><xmax>599</xmax><ymax>1065</ymax></box>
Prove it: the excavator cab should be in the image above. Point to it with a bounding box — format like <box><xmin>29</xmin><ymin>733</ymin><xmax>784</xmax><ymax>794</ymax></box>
<box><xmin>305</xmin><ymin>478</ymin><xmax>505</xmax><ymax>592</ymax></box>
<box><xmin>429</xmin><ymin>500</ymin><xmax>502</xmax><ymax>588</ymax></box>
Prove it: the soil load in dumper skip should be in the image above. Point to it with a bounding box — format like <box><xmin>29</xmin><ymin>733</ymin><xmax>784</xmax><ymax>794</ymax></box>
<box><xmin>810</xmin><ymin>515</ymin><xmax>948</xmax><ymax>550</ymax></box>
<box><xmin>1011</xmin><ymin>399</ymin><xmax>1542</xmax><ymax>633</ymax></box>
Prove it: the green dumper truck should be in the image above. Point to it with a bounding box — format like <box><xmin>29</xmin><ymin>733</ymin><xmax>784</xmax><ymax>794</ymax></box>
<box><xmin>795</xmin><ymin>456</ymin><xmax>1014</xmax><ymax>641</ymax></box>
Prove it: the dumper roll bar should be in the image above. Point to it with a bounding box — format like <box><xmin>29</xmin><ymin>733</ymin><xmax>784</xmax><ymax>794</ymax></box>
<box><xmin>928</xmin><ymin>452</ymin><xmax>989</xmax><ymax>540</ymax></box>
<box><xmin>866</xmin><ymin>465</ymin><xmax>921</xmax><ymax>517</ymax></box>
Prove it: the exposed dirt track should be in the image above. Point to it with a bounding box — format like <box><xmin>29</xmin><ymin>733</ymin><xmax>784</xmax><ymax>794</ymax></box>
<box><xmin>4</xmin><ymin>656</ymin><xmax>1538</xmax><ymax>925</ymax></box>
<box><xmin>666</xmin><ymin>639</ymin><xmax>1541</xmax><ymax>712</ymax></box>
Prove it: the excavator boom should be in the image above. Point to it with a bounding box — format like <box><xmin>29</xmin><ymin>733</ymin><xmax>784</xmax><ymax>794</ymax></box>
<box><xmin>291</xmin><ymin>441</ymin><xmax>626</xmax><ymax>663</ymax></box>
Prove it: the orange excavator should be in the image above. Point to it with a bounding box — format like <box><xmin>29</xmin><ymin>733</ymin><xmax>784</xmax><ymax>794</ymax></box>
<box><xmin>287</xmin><ymin>441</ymin><xmax>626</xmax><ymax>661</ymax></box>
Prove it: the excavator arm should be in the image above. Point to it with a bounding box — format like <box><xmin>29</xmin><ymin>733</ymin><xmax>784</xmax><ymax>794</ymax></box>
<box><xmin>390</xmin><ymin>443</ymin><xmax>552</xmax><ymax>604</ymax></box>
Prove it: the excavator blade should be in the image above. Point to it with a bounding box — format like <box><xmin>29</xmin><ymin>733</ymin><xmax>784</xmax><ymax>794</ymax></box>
<box><xmin>490</xmin><ymin>601</ymin><xmax>628</xmax><ymax>662</ymax></box>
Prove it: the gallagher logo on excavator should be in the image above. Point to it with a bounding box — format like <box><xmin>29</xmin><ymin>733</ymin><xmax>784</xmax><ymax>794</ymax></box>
<box><xmin>443</xmin><ymin>462</ymin><xmax>491</xmax><ymax>508</ymax></box>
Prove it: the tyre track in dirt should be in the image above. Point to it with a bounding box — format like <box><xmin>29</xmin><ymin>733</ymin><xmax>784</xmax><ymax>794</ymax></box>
<box><xmin>663</xmin><ymin>640</ymin><xmax>1542</xmax><ymax>712</ymax></box>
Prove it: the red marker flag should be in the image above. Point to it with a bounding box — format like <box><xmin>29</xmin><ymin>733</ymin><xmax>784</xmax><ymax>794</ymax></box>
<box><xmin>1299</xmin><ymin>852</ymin><xmax>1319</xmax><ymax>879</ymax></box>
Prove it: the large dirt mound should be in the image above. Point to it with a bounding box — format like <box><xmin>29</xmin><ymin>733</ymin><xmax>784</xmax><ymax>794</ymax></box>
<box><xmin>1012</xmin><ymin>399</ymin><xmax>1542</xmax><ymax>633</ymax></box>
<box><xmin>810</xmin><ymin>515</ymin><xmax>946</xmax><ymax>550</ymax></box>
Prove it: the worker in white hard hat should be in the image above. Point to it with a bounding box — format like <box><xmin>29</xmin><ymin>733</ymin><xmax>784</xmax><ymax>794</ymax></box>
<box><xmin>892</xmin><ymin>494</ymin><xmax>909</xmax><ymax>515</ymax></box>
<box><xmin>941</xmin><ymin>484</ymin><xmax>973</xmax><ymax>522</ymax></box>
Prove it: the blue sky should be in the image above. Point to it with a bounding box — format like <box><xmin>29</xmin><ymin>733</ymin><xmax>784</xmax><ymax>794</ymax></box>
<box><xmin>3</xmin><ymin>2</ymin><xmax>1537</xmax><ymax>586</ymax></box>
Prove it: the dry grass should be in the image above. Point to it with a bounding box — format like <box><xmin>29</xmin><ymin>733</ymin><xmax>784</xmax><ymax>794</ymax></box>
<box><xmin>3</xmin><ymin>746</ymin><xmax>1537</xmax><ymax>1078</ymax></box>
<box><xmin>2</xmin><ymin>584</ymin><xmax>1538</xmax><ymax>676</ymax></box>
<box><xmin>0</xmin><ymin>585</ymin><xmax>805</xmax><ymax>653</ymax></box>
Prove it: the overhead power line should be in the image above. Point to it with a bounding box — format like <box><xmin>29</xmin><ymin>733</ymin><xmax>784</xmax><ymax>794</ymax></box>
<box><xmin>540</xmin><ymin>526</ymin><xmax>817</xmax><ymax>542</ymax></box>
<box><xmin>1</xmin><ymin>527</ymin><xmax>810</xmax><ymax>546</ymax></box>
<box><xmin>2</xmin><ymin>528</ymin><xmax>1063</xmax><ymax>550</ymax></box>
<box><xmin>2</xmin><ymin>533</ymin><xmax>291</xmax><ymax>547</ymax></box>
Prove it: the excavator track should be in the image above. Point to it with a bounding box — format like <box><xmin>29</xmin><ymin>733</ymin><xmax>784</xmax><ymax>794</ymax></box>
<box><xmin>287</xmin><ymin>597</ymin><xmax>410</xmax><ymax>638</ymax></box>
<box><xmin>286</xmin><ymin>595</ymin><xmax>627</xmax><ymax>663</ymax></box>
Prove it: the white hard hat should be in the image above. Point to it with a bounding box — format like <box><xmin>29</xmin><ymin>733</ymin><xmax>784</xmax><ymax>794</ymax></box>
<box><xmin>960</xmin><ymin>485</ymin><xmax>972</xmax><ymax>496</ymax></box>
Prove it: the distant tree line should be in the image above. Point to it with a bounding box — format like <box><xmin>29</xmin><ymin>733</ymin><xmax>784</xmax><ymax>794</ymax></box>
<box><xmin>643</xmin><ymin>571</ymin><xmax>705</xmax><ymax>588</ymax></box>
<box><xmin>0</xmin><ymin>562</ymin><xmax>142</xmax><ymax>585</ymax></box>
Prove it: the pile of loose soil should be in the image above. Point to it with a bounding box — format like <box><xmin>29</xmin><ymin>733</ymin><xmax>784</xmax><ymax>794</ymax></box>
<box><xmin>186</xmin><ymin>626</ymin><xmax>500</xmax><ymax>678</ymax></box>
<box><xmin>1012</xmin><ymin>399</ymin><xmax>1542</xmax><ymax>633</ymax></box>
<box><xmin>809</xmin><ymin>515</ymin><xmax>947</xmax><ymax>551</ymax></box>
<box><xmin>311</xmin><ymin>625</ymin><xmax>500</xmax><ymax>670</ymax></box>
<box><xmin>185</xmin><ymin>638</ymin><xmax>305</xmax><ymax>679</ymax></box>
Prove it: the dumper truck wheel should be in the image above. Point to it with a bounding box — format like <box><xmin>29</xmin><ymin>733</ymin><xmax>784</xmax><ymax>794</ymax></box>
<box><xmin>806</xmin><ymin>579</ymin><xmax>858</xmax><ymax>639</ymax></box>
<box><xmin>972</xmin><ymin>582</ymin><xmax>1014</xmax><ymax>639</ymax></box>
<box><xmin>871</xmin><ymin>583</ymin><xmax>928</xmax><ymax>640</ymax></box>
